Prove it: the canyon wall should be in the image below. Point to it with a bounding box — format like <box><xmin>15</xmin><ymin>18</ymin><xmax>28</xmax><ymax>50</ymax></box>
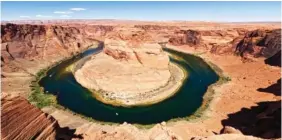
<box><xmin>1</xmin><ymin>23</ymin><xmax>280</xmax><ymax>68</ymax></box>
<box><xmin>1</xmin><ymin>23</ymin><xmax>114</xmax><ymax>63</ymax></box>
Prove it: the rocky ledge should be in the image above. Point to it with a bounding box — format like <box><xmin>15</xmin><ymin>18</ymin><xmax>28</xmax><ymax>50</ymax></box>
<box><xmin>74</xmin><ymin>39</ymin><xmax>185</xmax><ymax>106</ymax></box>
<box><xmin>1</xmin><ymin>94</ymin><xmax>59</xmax><ymax>140</ymax></box>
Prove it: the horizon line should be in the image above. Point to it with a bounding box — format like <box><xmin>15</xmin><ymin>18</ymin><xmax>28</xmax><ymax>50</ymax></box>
<box><xmin>1</xmin><ymin>19</ymin><xmax>281</xmax><ymax>23</ymax></box>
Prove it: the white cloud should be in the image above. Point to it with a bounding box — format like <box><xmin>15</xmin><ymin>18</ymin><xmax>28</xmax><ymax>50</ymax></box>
<box><xmin>19</xmin><ymin>16</ymin><xmax>31</xmax><ymax>18</ymax></box>
<box><xmin>54</xmin><ymin>11</ymin><xmax>73</xmax><ymax>14</ymax></box>
<box><xmin>36</xmin><ymin>15</ymin><xmax>52</xmax><ymax>18</ymax></box>
<box><xmin>70</xmin><ymin>8</ymin><xmax>86</xmax><ymax>11</ymax></box>
<box><xmin>60</xmin><ymin>15</ymin><xmax>71</xmax><ymax>18</ymax></box>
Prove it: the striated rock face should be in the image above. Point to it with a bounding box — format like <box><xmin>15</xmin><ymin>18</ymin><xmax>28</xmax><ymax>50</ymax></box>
<box><xmin>1</xmin><ymin>23</ymin><xmax>110</xmax><ymax>63</ymax></box>
<box><xmin>208</xmin><ymin>29</ymin><xmax>281</xmax><ymax>62</ymax></box>
<box><xmin>169</xmin><ymin>30</ymin><xmax>203</xmax><ymax>46</ymax></box>
<box><xmin>106</xmin><ymin>27</ymin><xmax>155</xmax><ymax>45</ymax></box>
<box><xmin>168</xmin><ymin>29</ymin><xmax>240</xmax><ymax>49</ymax></box>
<box><xmin>104</xmin><ymin>39</ymin><xmax>169</xmax><ymax>69</ymax></box>
<box><xmin>1</xmin><ymin>95</ymin><xmax>59</xmax><ymax>140</ymax></box>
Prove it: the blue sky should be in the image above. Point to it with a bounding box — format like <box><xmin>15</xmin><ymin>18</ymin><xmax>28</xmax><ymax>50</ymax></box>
<box><xmin>1</xmin><ymin>1</ymin><xmax>281</xmax><ymax>22</ymax></box>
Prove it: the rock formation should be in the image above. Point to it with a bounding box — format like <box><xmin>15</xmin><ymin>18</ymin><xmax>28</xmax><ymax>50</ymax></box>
<box><xmin>206</xmin><ymin>28</ymin><xmax>281</xmax><ymax>63</ymax></box>
<box><xmin>74</xmin><ymin>38</ymin><xmax>185</xmax><ymax>106</ymax></box>
<box><xmin>222</xmin><ymin>100</ymin><xmax>281</xmax><ymax>139</ymax></box>
<box><xmin>234</xmin><ymin>29</ymin><xmax>281</xmax><ymax>58</ymax></box>
<box><xmin>1</xmin><ymin>23</ymin><xmax>112</xmax><ymax>63</ymax></box>
<box><xmin>1</xmin><ymin>94</ymin><xmax>59</xmax><ymax>140</ymax></box>
<box><xmin>169</xmin><ymin>30</ymin><xmax>204</xmax><ymax>46</ymax></box>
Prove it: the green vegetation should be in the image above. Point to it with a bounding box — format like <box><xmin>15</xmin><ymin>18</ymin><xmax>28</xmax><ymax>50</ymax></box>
<box><xmin>28</xmin><ymin>44</ymin><xmax>99</xmax><ymax>108</ymax></box>
<box><xmin>28</xmin><ymin>68</ymin><xmax>57</xmax><ymax>108</ymax></box>
<box><xmin>221</xmin><ymin>76</ymin><xmax>232</xmax><ymax>82</ymax></box>
<box><xmin>193</xmin><ymin>51</ymin><xmax>207</xmax><ymax>56</ymax></box>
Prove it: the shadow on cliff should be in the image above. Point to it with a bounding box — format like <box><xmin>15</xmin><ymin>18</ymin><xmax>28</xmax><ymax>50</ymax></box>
<box><xmin>264</xmin><ymin>50</ymin><xmax>281</xmax><ymax>67</ymax></box>
<box><xmin>257</xmin><ymin>78</ymin><xmax>281</xmax><ymax>96</ymax></box>
<box><xmin>55</xmin><ymin>127</ymin><xmax>83</xmax><ymax>140</ymax></box>
<box><xmin>221</xmin><ymin>100</ymin><xmax>281</xmax><ymax>139</ymax></box>
<box><xmin>257</xmin><ymin>50</ymin><xmax>281</xmax><ymax>96</ymax></box>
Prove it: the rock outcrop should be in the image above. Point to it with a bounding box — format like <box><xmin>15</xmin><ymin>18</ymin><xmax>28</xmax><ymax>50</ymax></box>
<box><xmin>103</xmin><ymin>39</ymin><xmax>169</xmax><ymax>69</ymax></box>
<box><xmin>235</xmin><ymin>29</ymin><xmax>281</xmax><ymax>58</ymax></box>
<box><xmin>169</xmin><ymin>30</ymin><xmax>203</xmax><ymax>46</ymax></box>
<box><xmin>168</xmin><ymin>29</ymin><xmax>241</xmax><ymax>50</ymax></box>
<box><xmin>208</xmin><ymin>29</ymin><xmax>281</xmax><ymax>62</ymax></box>
<box><xmin>1</xmin><ymin>23</ymin><xmax>112</xmax><ymax>63</ymax></box>
<box><xmin>220</xmin><ymin>126</ymin><xmax>242</xmax><ymax>134</ymax></box>
<box><xmin>222</xmin><ymin>100</ymin><xmax>281</xmax><ymax>139</ymax></box>
<box><xmin>1</xmin><ymin>95</ymin><xmax>59</xmax><ymax>140</ymax></box>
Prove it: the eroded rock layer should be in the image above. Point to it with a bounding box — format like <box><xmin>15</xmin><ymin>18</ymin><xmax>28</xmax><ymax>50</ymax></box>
<box><xmin>1</xmin><ymin>23</ymin><xmax>112</xmax><ymax>63</ymax></box>
<box><xmin>234</xmin><ymin>29</ymin><xmax>281</xmax><ymax>58</ymax></box>
<box><xmin>1</xmin><ymin>95</ymin><xmax>59</xmax><ymax>140</ymax></box>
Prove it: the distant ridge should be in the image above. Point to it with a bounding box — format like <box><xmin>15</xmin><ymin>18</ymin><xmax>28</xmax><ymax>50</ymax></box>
<box><xmin>1</xmin><ymin>19</ymin><xmax>281</xmax><ymax>26</ymax></box>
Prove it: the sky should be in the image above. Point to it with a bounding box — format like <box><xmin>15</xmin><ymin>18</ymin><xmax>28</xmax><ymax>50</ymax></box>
<box><xmin>1</xmin><ymin>1</ymin><xmax>281</xmax><ymax>22</ymax></box>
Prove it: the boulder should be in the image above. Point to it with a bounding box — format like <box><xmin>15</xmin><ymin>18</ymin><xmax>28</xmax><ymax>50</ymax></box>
<box><xmin>220</xmin><ymin>126</ymin><xmax>242</xmax><ymax>134</ymax></box>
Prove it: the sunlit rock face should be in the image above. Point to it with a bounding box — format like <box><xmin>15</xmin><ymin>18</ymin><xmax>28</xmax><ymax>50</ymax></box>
<box><xmin>1</xmin><ymin>95</ymin><xmax>59</xmax><ymax>140</ymax></box>
<box><xmin>74</xmin><ymin>39</ymin><xmax>171</xmax><ymax>96</ymax></box>
<box><xmin>1</xmin><ymin>23</ymin><xmax>112</xmax><ymax>63</ymax></box>
<box><xmin>104</xmin><ymin>39</ymin><xmax>169</xmax><ymax>69</ymax></box>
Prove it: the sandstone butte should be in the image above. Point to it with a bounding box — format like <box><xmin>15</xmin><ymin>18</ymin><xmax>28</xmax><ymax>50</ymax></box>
<box><xmin>1</xmin><ymin>21</ymin><xmax>281</xmax><ymax>140</ymax></box>
<box><xmin>74</xmin><ymin>38</ymin><xmax>185</xmax><ymax>106</ymax></box>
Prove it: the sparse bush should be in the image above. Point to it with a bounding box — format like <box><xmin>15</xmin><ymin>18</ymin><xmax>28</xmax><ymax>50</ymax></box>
<box><xmin>221</xmin><ymin>76</ymin><xmax>232</xmax><ymax>82</ymax></box>
<box><xmin>28</xmin><ymin>67</ymin><xmax>57</xmax><ymax>108</ymax></box>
